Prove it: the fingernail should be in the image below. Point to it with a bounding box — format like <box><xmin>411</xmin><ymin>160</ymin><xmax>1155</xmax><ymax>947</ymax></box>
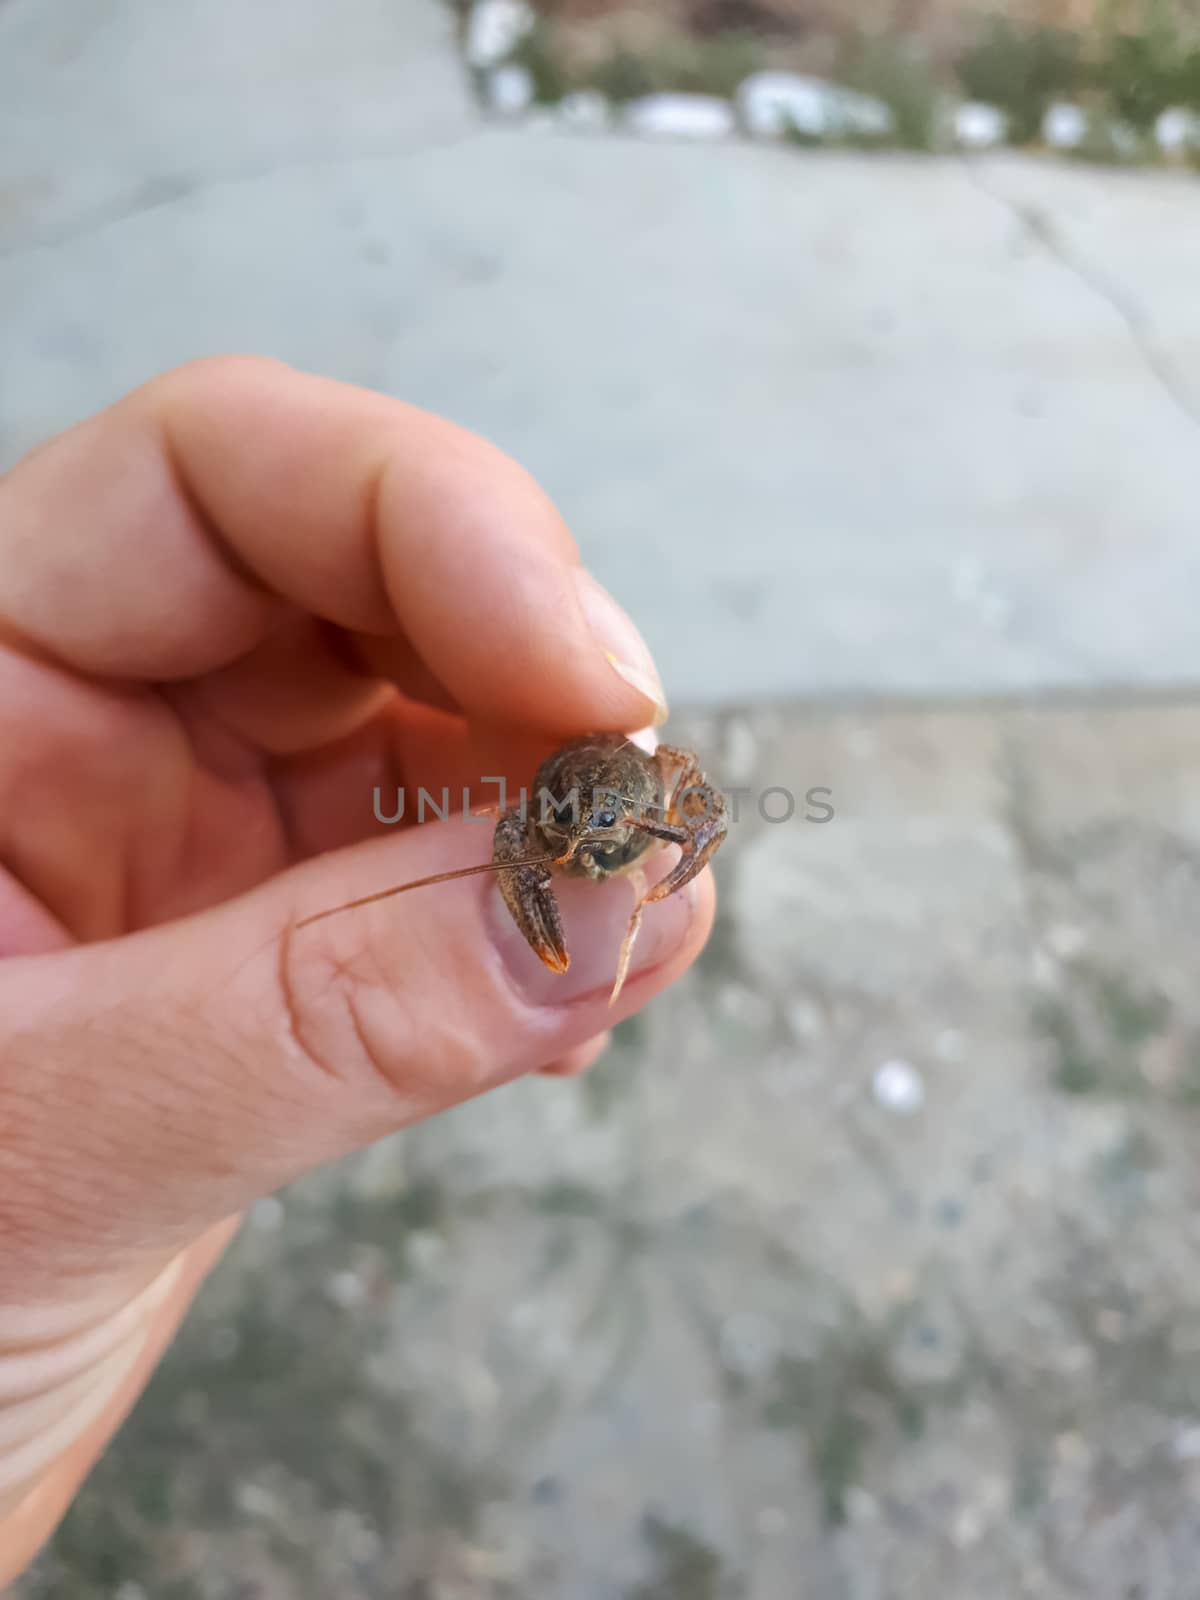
<box><xmin>573</xmin><ymin>570</ymin><xmax>669</xmax><ymax>727</ymax></box>
<box><xmin>491</xmin><ymin>870</ymin><xmax>693</xmax><ymax>1006</ymax></box>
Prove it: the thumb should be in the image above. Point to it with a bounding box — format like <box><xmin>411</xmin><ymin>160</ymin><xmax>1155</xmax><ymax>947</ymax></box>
<box><xmin>0</xmin><ymin>814</ymin><xmax>714</xmax><ymax>1295</ymax></box>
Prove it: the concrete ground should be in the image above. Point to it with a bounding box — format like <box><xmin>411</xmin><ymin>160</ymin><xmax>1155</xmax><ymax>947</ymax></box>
<box><xmin>5</xmin><ymin>1</ymin><xmax>1200</xmax><ymax>704</ymax></box>
<box><xmin>21</xmin><ymin>702</ymin><xmax>1200</xmax><ymax>1600</ymax></box>
<box><xmin>8</xmin><ymin>3</ymin><xmax>1200</xmax><ymax>1597</ymax></box>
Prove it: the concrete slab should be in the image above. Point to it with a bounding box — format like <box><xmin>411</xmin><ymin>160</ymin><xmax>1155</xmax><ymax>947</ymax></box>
<box><xmin>20</xmin><ymin>698</ymin><xmax>1200</xmax><ymax>1600</ymax></box>
<box><xmin>964</xmin><ymin>152</ymin><xmax>1200</xmax><ymax>415</ymax></box>
<box><xmin>0</xmin><ymin>0</ymin><xmax>474</xmax><ymax>247</ymax></box>
<box><xmin>4</xmin><ymin>7</ymin><xmax>1200</xmax><ymax>706</ymax></box>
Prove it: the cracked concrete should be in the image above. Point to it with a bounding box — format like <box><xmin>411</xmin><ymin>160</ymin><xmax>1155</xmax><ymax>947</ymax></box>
<box><xmin>5</xmin><ymin>2</ymin><xmax>1200</xmax><ymax>704</ymax></box>
<box><xmin>19</xmin><ymin>701</ymin><xmax>1200</xmax><ymax>1600</ymax></box>
<box><xmin>0</xmin><ymin>0</ymin><xmax>473</xmax><ymax>250</ymax></box>
<box><xmin>963</xmin><ymin>155</ymin><xmax>1200</xmax><ymax>431</ymax></box>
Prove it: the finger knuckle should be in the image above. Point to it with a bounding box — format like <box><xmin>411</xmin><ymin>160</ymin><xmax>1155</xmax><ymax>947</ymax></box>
<box><xmin>275</xmin><ymin>916</ymin><xmax>424</xmax><ymax>1109</ymax></box>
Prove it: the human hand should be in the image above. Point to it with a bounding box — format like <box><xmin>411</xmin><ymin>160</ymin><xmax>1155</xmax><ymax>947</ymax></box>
<box><xmin>0</xmin><ymin>358</ymin><xmax>715</xmax><ymax>1581</ymax></box>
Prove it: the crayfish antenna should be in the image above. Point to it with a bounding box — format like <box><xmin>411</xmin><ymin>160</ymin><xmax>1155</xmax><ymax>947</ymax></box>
<box><xmin>295</xmin><ymin>854</ymin><xmax>561</xmax><ymax>929</ymax></box>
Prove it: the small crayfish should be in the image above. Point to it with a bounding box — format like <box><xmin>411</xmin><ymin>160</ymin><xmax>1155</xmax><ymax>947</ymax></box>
<box><xmin>298</xmin><ymin>733</ymin><xmax>727</xmax><ymax>1004</ymax></box>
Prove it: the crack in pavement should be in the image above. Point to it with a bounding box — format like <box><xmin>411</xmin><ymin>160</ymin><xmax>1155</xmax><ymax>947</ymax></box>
<box><xmin>962</xmin><ymin>156</ymin><xmax>1200</xmax><ymax>431</ymax></box>
<box><xmin>0</xmin><ymin>125</ymin><xmax>481</xmax><ymax>262</ymax></box>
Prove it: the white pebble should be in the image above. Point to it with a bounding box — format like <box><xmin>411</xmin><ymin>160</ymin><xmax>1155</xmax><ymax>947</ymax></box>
<box><xmin>487</xmin><ymin>63</ymin><xmax>534</xmax><ymax>117</ymax></box>
<box><xmin>325</xmin><ymin>1268</ymin><xmax>369</xmax><ymax>1309</ymax></box>
<box><xmin>1174</xmin><ymin>1424</ymin><xmax>1200</xmax><ymax>1461</ymax></box>
<box><xmin>951</xmin><ymin>1504</ymin><xmax>987</xmax><ymax>1549</ymax></box>
<box><xmin>1157</xmin><ymin>106</ymin><xmax>1200</xmax><ymax>153</ymax></box>
<box><xmin>736</xmin><ymin>70</ymin><xmax>891</xmax><ymax>141</ymax></box>
<box><xmin>251</xmin><ymin>1195</ymin><xmax>285</xmax><ymax>1231</ymax></box>
<box><xmin>1043</xmin><ymin>101</ymin><xmax>1086</xmax><ymax>149</ymax></box>
<box><xmin>872</xmin><ymin>1058</ymin><xmax>926</xmax><ymax>1115</ymax></box>
<box><xmin>559</xmin><ymin>89</ymin><xmax>611</xmax><ymax>132</ymax></box>
<box><xmin>465</xmin><ymin>0</ymin><xmax>533</xmax><ymax>70</ymax></box>
<box><xmin>624</xmin><ymin>93</ymin><xmax>736</xmax><ymax>141</ymax></box>
<box><xmin>954</xmin><ymin>101</ymin><xmax>1008</xmax><ymax>149</ymax></box>
<box><xmin>235</xmin><ymin>1481</ymin><xmax>281</xmax><ymax>1520</ymax></box>
<box><xmin>843</xmin><ymin>1486</ymin><xmax>879</xmax><ymax>1523</ymax></box>
<box><xmin>405</xmin><ymin>1229</ymin><xmax>445</xmax><ymax>1272</ymax></box>
<box><xmin>1046</xmin><ymin>923</ymin><xmax>1087</xmax><ymax>960</ymax></box>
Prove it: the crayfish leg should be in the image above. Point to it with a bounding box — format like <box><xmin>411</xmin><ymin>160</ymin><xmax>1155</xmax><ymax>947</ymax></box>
<box><xmin>609</xmin><ymin>867</ymin><xmax>651</xmax><ymax>1007</ymax></box>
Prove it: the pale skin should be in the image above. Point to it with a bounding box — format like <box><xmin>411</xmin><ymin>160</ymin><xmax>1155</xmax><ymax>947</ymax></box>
<box><xmin>0</xmin><ymin>358</ymin><xmax>716</xmax><ymax>1584</ymax></box>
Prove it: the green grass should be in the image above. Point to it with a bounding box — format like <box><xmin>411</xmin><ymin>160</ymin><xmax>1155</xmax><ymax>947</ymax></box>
<box><xmin>485</xmin><ymin>3</ymin><xmax>1200</xmax><ymax>170</ymax></box>
<box><xmin>1034</xmin><ymin>962</ymin><xmax>1171</xmax><ymax>1099</ymax></box>
<box><xmin>1095</xmin><ymin>0</ymin><xmax>1196</xmax><ymax>129</ymax></box>
<box><xmin>508</xmin><ymin>16</ymin><xmax>763</xmax><ymax>106</ymax></box>
<box><xmin>763</xmin><ymin>1311</ymin><xmax>944</xmax><ymax>1526</ymax></box>
<box><xmin>958</xmin><ymin>18</ymin><xmax>1086</xmax><ymax>144</ymax></box>
<box><xmin>508</xmin><ymin>18</ymin><xmax>572</xmax><ymax>104</ymax></box>
<box><xmin>835</xmin><ymin>34</ymin><xmax>942</xmax><ymax>151</ymax></box>
<box><xmin>627</xmin><ymin>1515</ymin><xmax>742</xmax><ymax>1600</ymax></box>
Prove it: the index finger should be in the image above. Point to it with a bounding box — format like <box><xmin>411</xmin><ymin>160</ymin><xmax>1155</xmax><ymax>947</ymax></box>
<box><xmin>0</xmin><ymin>357</ymin><xmax>667</xmax><ymax>733</ymax></box>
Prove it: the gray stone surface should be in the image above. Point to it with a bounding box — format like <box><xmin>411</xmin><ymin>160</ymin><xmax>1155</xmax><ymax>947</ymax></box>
<box><xmin>18</xmin><ymin>700</ymin><xmax>1200</xmax><ymax>1600</ymax></box>
<box><xmin>0</xmin><ymin>0</ymin><xmax>472</xmax><ymax>244</ymax></box>
<box><xmin>5</xmin><ymin>3</ymin><xmax>1200</xmax><ymax>704</ymax></box>
<box><xmin>965</xmin><ymin>152</ymin><xmax>1200</xmax><ymax>416</ymax></box>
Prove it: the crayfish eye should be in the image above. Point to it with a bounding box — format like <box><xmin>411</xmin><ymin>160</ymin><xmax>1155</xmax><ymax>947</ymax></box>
<box><xmin>596</xmin><ymin>807</ymin><xmax>618</xmax><ymax>830</ymax></box>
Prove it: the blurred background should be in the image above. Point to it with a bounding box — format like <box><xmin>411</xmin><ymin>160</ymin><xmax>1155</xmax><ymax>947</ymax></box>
<box><xmin>7</xmin><ymin>1</ymin><xmax>1200</xmax><ymax>1595</ymax></box>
